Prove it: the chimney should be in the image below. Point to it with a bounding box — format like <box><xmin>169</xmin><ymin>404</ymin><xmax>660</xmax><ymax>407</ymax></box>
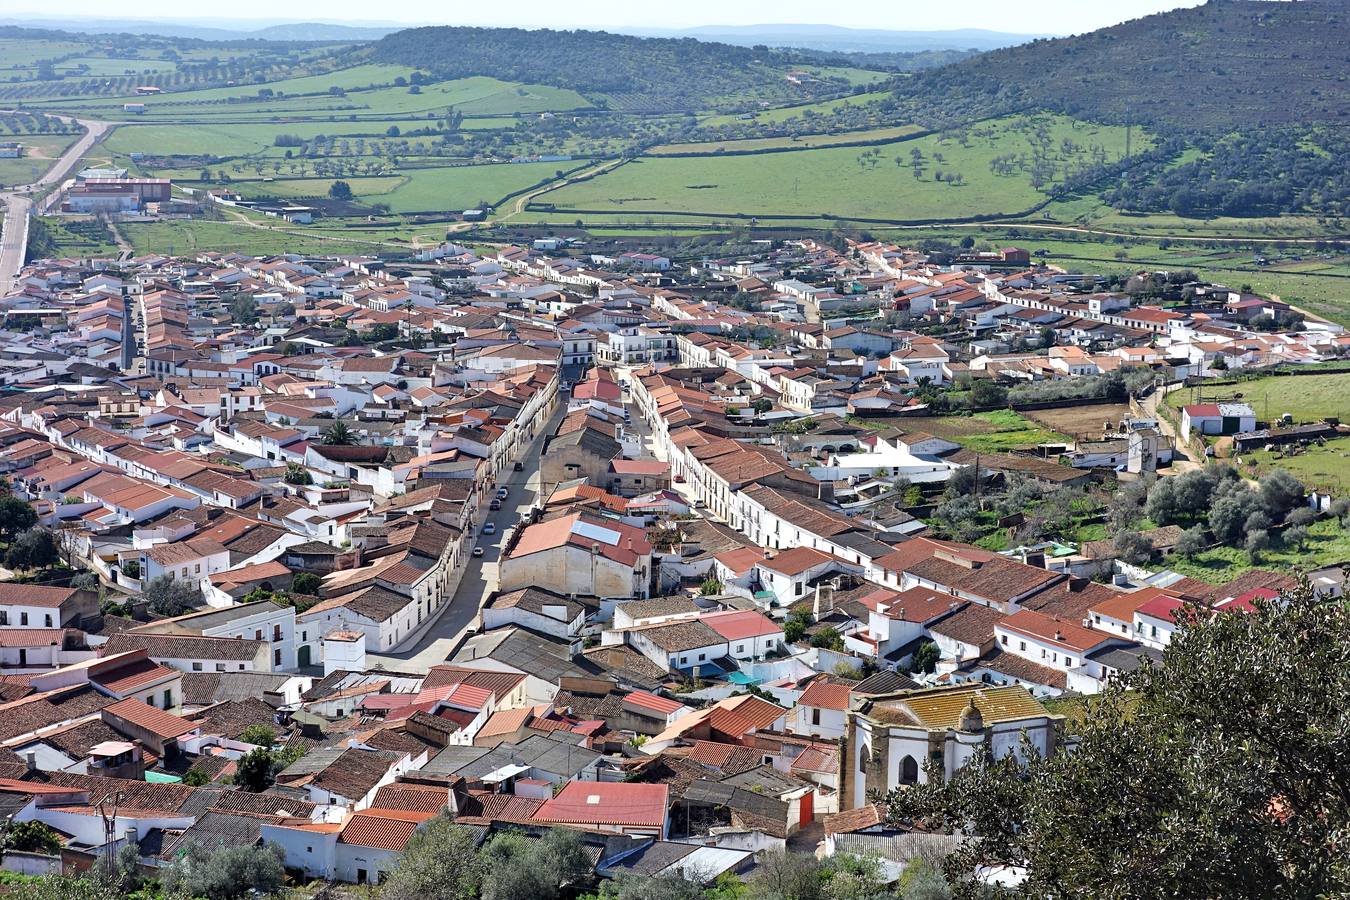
<box><xmin>813</xmin><ymin>584</ymin><xmax>834</xmax><ymax>620</ymax></box>
<box><xmin>24</xmin><ymin>751</ymin><xmax>36</xmax><ymax>771</ymax></box>
<box><xmin>1054</xmin><ymin>630</ymin><xmax>1063</xmax><ymax>642</ymax></box>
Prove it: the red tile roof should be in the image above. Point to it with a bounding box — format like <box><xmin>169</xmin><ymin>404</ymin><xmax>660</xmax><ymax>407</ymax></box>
<box><xmin>798</xmin><ymin>680</ymin><xmax>852</xmax><ymax>711</ymax></box>
<box><xmin>997</xmin><ymin>609</ymin><xmax>1109</xmax><ymax>653</ymax></box>
<box><xmin>621</xmin><ymin>691</ymin><xmax>684</xmax><ymax>716</ymax></box>
<box><xmin>339</xmin><ymin>808</ymin><xmax>435</xmax><ymax>851</ymax></box>
<box><xmin>102</xmin><ymin>697</ymin><xmax>198</xmax><ymax>739</ymax></box>
<box><xmin>533</xmin><ymin>781</ymin><xmax>669</xmax><ymax>829</ymax></box>
<box><xmin>699</xmin><ymin>610</ymin><xmax>782</xmax><ymax>642</ymax></box>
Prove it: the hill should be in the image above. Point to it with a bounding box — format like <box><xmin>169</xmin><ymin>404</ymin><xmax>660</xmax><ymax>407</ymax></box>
<box><xmin>630</xmin><ymin>24</ymin><xmax>1047</xmax><ymax>53</ymax></box>
<box><xmin>367</xmin><ymin>26</ymin><xmax>878</xmax><ymax>110</ymax></box>
<box><xmin>893</xmin><ymin>0</ymin><xmax>1350</xmax><ymax>131</ymax></box>
<box><xmin>0</xmin><ymin>17</ymin><xmax>395</xmax><ymax>41</ymax></box>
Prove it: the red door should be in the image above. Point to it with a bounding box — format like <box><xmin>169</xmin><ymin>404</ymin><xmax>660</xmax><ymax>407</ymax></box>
<box><xmin>799</xmin><ymin>790</ymin><xmax>814</xmax><ymax>826</ymax></box>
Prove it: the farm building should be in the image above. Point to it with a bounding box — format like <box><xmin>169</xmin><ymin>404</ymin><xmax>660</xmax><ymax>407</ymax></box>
<box><xmin>1180</xmin><ymin>403</ymin><xmax>1256</xmax><ymax>440</ymax></box>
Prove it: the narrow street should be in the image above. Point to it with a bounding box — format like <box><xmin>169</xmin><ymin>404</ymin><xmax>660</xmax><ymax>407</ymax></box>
<box><xmin>366</xmin><ymin>404</ymin><xmax>566</xmax><ymax>673</ymax></box>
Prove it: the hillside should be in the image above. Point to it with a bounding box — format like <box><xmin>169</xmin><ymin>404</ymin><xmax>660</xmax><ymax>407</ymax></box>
<box><xmin>632</xmin><ymin>24</ymin><xmax>1046</xmax><ymax>53</ymax></box>
<box><xmin>367</xmin><ymin>27</ymin><xmax>875</xmax><ymax>110</ymax></box>
<box><xmin>893</xmin><ymin>0</ymin><xmax>1350</xmax><ymax>131</ymax></box>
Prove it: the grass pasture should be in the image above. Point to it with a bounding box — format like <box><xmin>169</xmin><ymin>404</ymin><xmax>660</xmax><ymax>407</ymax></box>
<box><xmin>539</xmin><ymin>114</ymin><xmax>1145</xmax><ymax>224</ymax></box>
<box><xmin>647</xmin><ymin>124</ymin><xmax>923</xmax><ymax>156</ymax></box>
<box><xmin>877</xmin><ymin>410</ymin><xmax>1069</xmax><ymax>453</ymax></box>
<box><xmin>1165</xmin><ymin>372</ymin><xmax>1350</xmax><ymax>425</ymax></box>
<box><xmin>1168</xmin><ymin>517</ymin><xmax>1350</xmax><ymax>584</ymax></box>
<box><xmin>1238</xmin><ymin>437</ymin><xmax>1350</xmax><ymax>497</ymax></box>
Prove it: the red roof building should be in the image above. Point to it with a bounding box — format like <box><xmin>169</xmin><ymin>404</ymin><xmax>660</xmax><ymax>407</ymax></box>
<box><xmin>532</xmin><ymin>781</ymin><xmax>669</xmax><ymax>837</ymax></box>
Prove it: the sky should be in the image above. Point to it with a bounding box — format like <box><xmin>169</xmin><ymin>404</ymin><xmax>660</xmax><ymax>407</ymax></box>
<box><xmin>11</xmin><ymin>1</ymin><xmax>1208</xmax><ymax>37</ymax></box>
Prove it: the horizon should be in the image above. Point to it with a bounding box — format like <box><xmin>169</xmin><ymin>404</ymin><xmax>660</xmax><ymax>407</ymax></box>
<box><xmin>2</xmin><ymin>1</ymin><xmax>1208</xmax><ymax>38</ymax></box>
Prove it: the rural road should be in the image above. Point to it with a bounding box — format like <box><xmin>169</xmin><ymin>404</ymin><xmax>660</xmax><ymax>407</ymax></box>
<box><xmin>0</xmin><ymin>117</ymin><xmax>111</xmax><ymax>294</ymax></box>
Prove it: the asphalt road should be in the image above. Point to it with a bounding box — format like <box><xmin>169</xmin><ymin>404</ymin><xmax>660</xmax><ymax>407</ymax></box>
<box><xmin>367</xmin><ymin>404</ymin><xmax>566</xmax><ymax>673</ymax></box>
<box><xmin>0</xmin><ymin>117</ymin><xmax>110</xmax><ymax>295</ymax></box>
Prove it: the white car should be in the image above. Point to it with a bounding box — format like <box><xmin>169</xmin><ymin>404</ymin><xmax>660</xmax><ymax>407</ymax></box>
<box><xmin>482</xmin><ymin>522</ymin><xmax>496</xmax><ymax>535</ymax></box>
<box><xmin>472</xmin><ymin>547</ymin><xmax>484</xmax><ymax>558</ymax></box>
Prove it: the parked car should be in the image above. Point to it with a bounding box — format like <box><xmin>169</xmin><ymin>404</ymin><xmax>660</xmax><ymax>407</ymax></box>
<box><xmin>472</xmin><ymin>547</ymin><xmax>484</xmax><ymax>558</ymax></box>
<box><xmin>482</xmin><ymin>522</ymin><xmax>496</xmax><ymax>535</ymax></box>
<box><xmin>489</xmin><ymin>499</ymin><xmax>501</xmax><ymax>511</ymax></box>
<box><xmin>513</xmin><ymin>461</ymin><xmax>524</xmax><ymax>471</ymax></box>
<box><xmin>497</xmin><ymin>487</ymin><xmax>509</xmax><ymax>500</ymax></box>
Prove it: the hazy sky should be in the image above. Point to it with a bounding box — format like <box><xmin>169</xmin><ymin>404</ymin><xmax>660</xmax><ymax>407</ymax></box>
<box><xmin>15</xmin><ymin>1</ymin><xmax>1207</xmax><ymax>36</ymax></box>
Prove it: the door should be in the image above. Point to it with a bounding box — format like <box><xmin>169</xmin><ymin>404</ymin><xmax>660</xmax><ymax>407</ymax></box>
<box><xmin>799</xmin><ymin>790</ymin><xmax>814</xmax><ymax>826</ymax></box>
<box><xmin>298</xmin><ymin>645</ymin><xmax>311</xmax><ymax>667</ymax></box>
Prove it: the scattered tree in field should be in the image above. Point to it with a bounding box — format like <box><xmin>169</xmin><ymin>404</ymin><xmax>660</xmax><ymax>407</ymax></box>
<box><xmin>328</xmin><ymin>180</ymin><xmax>354</xmax><ymax>200</ymax></box>
<box><xmin>1174</xmin><ymin>526</ymin><xmax>1208</xmax><ymax>558</ymax></box>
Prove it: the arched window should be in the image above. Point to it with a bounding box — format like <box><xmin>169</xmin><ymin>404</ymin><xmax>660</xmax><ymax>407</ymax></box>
<box><xmin>900</xmin><ymin>754</ymin><xmax>919</xmax><ymax>785</ymax></box>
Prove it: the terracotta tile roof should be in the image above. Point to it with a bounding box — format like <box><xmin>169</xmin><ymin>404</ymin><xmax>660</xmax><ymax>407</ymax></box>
<box><xmin>102</xmin><ymin>697</ymin><xmax>199</xmax><ymax>739</ymax></box>
<box><xmin>0</xmin><ymin>585</ymin><xmax>80</xmax><ymax>608</ymax></box>
<box><xmin>533</xmin><ymin>781</ymin><xmax>669</xmax><ymax>829</ymax></box>
<box><xmin>997</xmin><ymin>609</ymin><xmax>1110</xmax><ymax>653</ymax></box>
<box><xmin>824</xmin><ymin>803</ymin><xmax>886</xmax><ymax>836</ymax></box>
<box><xmin>758</xmin><ymin>546</ymin><xmax>835</xmax><ymax>577</ymax></box>
<box><xmin>699</xmin><ymin>610</ymin><xmax>781</xmax><ymax>641</ymax></box>
<box><xmin>798</xmin><ymin>679</ymin><xmax>852</xmax><ymax>711</ymax></box>
<box><xmin>93</xmin><ymin>656</ymin><xmax>178</xmax><ymax>695</ymax></box>
<box><xmin>340</xmin><ymin>808</ymin><xmax>435</xmax><ymax>851</ymax></box>
<box><xmin>622</xmin><ymin>691</ymin><xmax>684</xmax><ymax>717</ymax></box>
<box><xmin>789</xmin><ymin>745</ymin><xmax>838</xmax><ymax>775</ymax></box>
<box><xmin>370</xmin><ymin>784</ymin><xmax>451</xmax><ymax>814</ymax></box>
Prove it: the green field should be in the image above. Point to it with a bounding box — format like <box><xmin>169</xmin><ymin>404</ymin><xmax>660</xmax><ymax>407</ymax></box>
<box><xmin>700</xmin><ymin>91</ymin><xmax>891</xmax><ymax>128</ymax></box>
<box><xmin>119</xmin><ymin>219</ymin><xmax>406</xmax><ymax>257</ymax></box>
<box><xmin>1239</xmin><ymin>437</ymin><xmax>1350</xmax><ymax>496</ymax></box>
<box><xmin>0</xmin><ymin>134</ymin><xmax>79</xmax><ymax>187</ymax></box>
<box><xmin>47</xmin><ymin>74</ymin><xmax>592</xmax><ymax>121</ymax></box>
<box><xmin>538</xmin><ymin>114</ymin><xmax>1143</xmax><ymax>223</ymax></box>
<box><xmin>648</xmin><ymin>124</ymin><xmax>924</xmax><ymax>156</ymax></box>
<box><xmin>1168</xmin><ymin>517</ymin><xmax>1350</xmax><ymax>584</ymax></box>
<box><xmin>1166</xmin><ymin>373</ymin><xmax>1350</xmax><ymax>424</ymax></box>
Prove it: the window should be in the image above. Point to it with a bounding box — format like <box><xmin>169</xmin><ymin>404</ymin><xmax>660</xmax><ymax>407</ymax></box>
<box><xmin>0</xmin><ymin>612</ymin><xmax>7</xmax><ymax>625</ymax></box>
<box><xmin>194</xmin><ymin>563</ymin><xmax>201</xmax><ymax>574</ymax></box>
<box><xmin>900</xmin><ymin>755</ymin><xmax>920</xmax><ymax>785</ymax></box>
<box><xmin>1019</xmin><ymin>641</ymin><xmax>1026</xmax><ymax>652</ymax></box>
<box><xmin>216</xmin><ymin>663</ymin><xmax>226</xmax><ymax>672</ymax></box>
<box><xmin>736</xmin><ymin>643</ymin><xmax>745</xmax><ymax>654</ymax></box>
<box><xmin>811</xmin><ymin>708</ymin><xmax>821</xmax><ymax>726</ymax></box>
<box><xmin>255</xmin><ymin>629</ymin><xmax>263</xmax><ymax>640</ymax></box>
<box><xmin>192</xmin><ymin>662</ymin><xmax>202</xmax><ymax>672</ymax></box>
<box><xmin>19</xmin><ymin>613</ymin><xmax>27</xmax><ymax>626</ymax></box>
<box><xmin>1065</xmin><ymin>657</ymin><xmax>1073</xmax><ymax>667</ymax></box>
<box><xmin>44</xmin><ymin>614</ymin><xmax>52</xmax><ymax>627</ymax></box>
<box><xmin>1000</xmin><ymin>635</ymin><xmax>1007</xmax><ymax>645</ymax></box>
<box><xmin>274</xmin><ymin>649</ymin><xmax>282</xmax><ymax>667</ymax></box>
<box><xmin>162</xmin><ymin>689</ymin><xmax>172</xmax><ymax>709</ymax></box>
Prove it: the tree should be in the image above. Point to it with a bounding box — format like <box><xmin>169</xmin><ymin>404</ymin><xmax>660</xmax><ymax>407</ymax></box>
<box><xmin>783</xmin><ymin>610</ymin><xmax>813</xmax><ymax>644</ymax></box>
<box><xmin>228</xmin><ymin>294</ymin><xmax>258</xmax><ymax>325</ymax></box>
<box><xmin>1284</xmin><ymin>524</ymin><xmax>1309</xmax><ymax>551</ymax></box>
<box><xmin>328</xmin><ymin>180</ymin><xmax>354</xmax><ymax>201</ymax></box>
<box><xmin>5</xmin><ymin>527</ymin><xmax>59</xmax><ymax>571</ymax></box>
<box><xmin>233</xmin><ymin>747</ymin><xmax>279</xmax><ymax>792</ymax></box>
<box><xmin>182</xmin><ymin>767</ymin><xmax>211</xmax><ymax>787</ymax></box>
<box><xmin>884</xmin><ymin>580</ymin><xmax>1350</xmax><ymax>897</ymax></box>
<box><xmin>283</xmin><ymin>463</ymin><xmax>313</xmax><ymax>485</ymax></box>
<box><xmin>239</xmin><ymin>724</ymin><xmax>276</xmax><ymax>747</ymax></box>
<box><xmin>0</xmin><ymin>495</ymin><xmax>36</xmax><ymax>542</ymax></box>
<box><xmin>700</xmin><ymin>577</ymin><xmax>723</xmax><ymax>596</ymax></box>
<box><xmin>910</xmin><ymin>639</ymin><xmax>941</xmax><ymax>675</ymax></box>
<box><xmin>6</xmin><ymin>821</ymin><xmax>61</xmax><ymax>854</ymax></box>
<box><xmin>291</xmin><ymin>572</ymin><xmax>322</xmax><ymax>596</ymax></box>
<box><xmin>809</xmin><ymin>626</ymin><xmax>844</xmax><ymax>652</ymax></box>
<box><xmin>748</xmin><ymin>851</ymin><xmax>826</xmax><ymax>900</ymax></box>
<box><xmin>1286</xmin><ymin>506</ymin><xmax>1317</xmax><ymax>528</ymax></box>
<box><xmin>158</xmin><ymin>842</ymin><xmax>285</xmax><ymax>900</ymax></box>
<box><xmin>1175</xmin><ymin>526</ymin><xmax>1208</xmax><ymax>557</ymax></box>
<box><xmin>969</xmin><ymin>380</ymin><xmax>1008</xmax><ymax>408</ymax></box>
<box><xmin>1259</xmin><ymin>468</ymin><xmax>1305</xmax><ymax>520</ymax></box>
<box><xmin>321</xmin><ymin>419</ymin><xmax>358</xmax><ymax>445</ymax></box>
<box><xmin>142</xmin><ymin>575</ymin><xmax>200</xmax><ymax>617</ymax></box>
<box><xmin>480</xmin><ymin>827</ymin><xmax>590</xmax><ymax>900</ymax></box>
<box><xmin>381</xmin><ymin>813</ymin><xmax>485</xmax><ymax>900</ymax></box>
<box><xmin>1245</xmin><ymin>528</ymin><xmax>1270</xmax><ymax>560</ymax></box>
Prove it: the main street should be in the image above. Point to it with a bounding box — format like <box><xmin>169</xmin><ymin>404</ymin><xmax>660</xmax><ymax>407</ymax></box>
<box><xmin>366</xmin><ymin>403</ymin><xmax>567</xmax><ymax>673</ymax></box>
<box><xmin>0</xmin><ymin>117</ymin><xmax>110</xmax><ymax>295</ymax></box>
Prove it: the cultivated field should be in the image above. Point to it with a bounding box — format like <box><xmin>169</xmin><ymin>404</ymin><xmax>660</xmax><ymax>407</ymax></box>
<box><xmin>890</xmin><ymin>410</ymin><xmax>1069</xmax><ymax>452</ymax></box>
<box><xmin>1022</xmin><ymin>403</ymin><xmax>1133</xmax><ymax>439</ymax></box>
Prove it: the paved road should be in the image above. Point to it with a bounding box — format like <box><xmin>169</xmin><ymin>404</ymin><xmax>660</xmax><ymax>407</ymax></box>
<box><xmin>0</xmin><ymin>117</ymin><xmax>111</xmax><ymax>294</ymax></box>
<box><xmin>367</xmin><ymin>404</ymin><xmax>566</xmax><ymax>673</ymax></box>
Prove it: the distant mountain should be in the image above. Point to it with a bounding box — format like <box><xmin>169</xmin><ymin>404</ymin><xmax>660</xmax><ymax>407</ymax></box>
<box><xmin>627</xmin><ymin>23</ymin><xmax>1050</xmax><ymax>54</ymax></box>
<box><xmin>894</xmin><ymin>0</ymin><xmax>1350</xmax><ymax>131</ymax></box>
<box><xmin>0</xmin><ymin>17</ymin><xmax>395</xmax><ymax>42</ymax></box>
